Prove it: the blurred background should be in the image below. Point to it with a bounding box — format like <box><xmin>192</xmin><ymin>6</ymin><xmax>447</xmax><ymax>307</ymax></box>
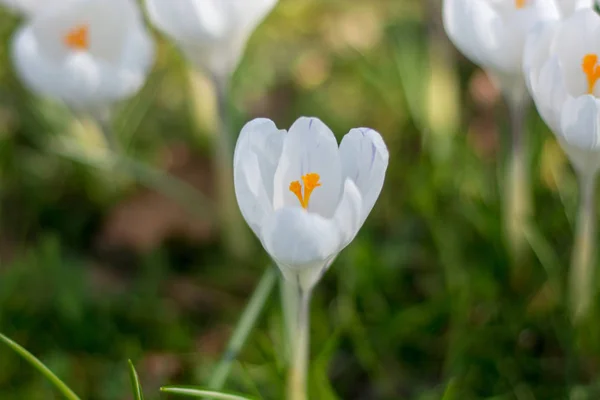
<box><xmin>0</xmin><ymin>0</ymin><xmax>597</xmax><ymax>399</ymax></box>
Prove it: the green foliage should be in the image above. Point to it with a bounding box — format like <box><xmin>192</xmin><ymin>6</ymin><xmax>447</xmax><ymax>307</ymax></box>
<box><xmin>0</xmin><ymin>333</ymin><xmax>81</xmax><ymax>400</ymax></box>
<box><xmin>128</xmin><ymin>360</ymin><xmax>145</xmax><ymax>400</ymax></box>
<box><xmin>161</xmin><ymin>386</ymin><xmax>256</xmax><ymax>399</ymax></box>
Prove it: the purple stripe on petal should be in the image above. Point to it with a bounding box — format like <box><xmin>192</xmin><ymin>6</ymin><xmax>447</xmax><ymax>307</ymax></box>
<box><xmin>370</xmin><ymin>142</ymin><xmax>376</xmax><ymax>167</ymax></box>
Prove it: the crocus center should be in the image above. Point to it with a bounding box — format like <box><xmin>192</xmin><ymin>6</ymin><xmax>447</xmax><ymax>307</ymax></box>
<box><xmin>515</xmin><ymin>0</ymin><xmax>526</xmax><ymax>8</ymax></box>
<box><xmin>289</xmin><ymin>173</ymin><xmax>321</xmax><ymax>209</ymax></box>
<box><xmin>583</xmin><ymin>54</ymin><xmax>600</xmax><ymax>94</ymax></box>
<box><xmin>64</xmin><ymin>24</ymin><xmax>89</xmax><ymax>50</ymax></box>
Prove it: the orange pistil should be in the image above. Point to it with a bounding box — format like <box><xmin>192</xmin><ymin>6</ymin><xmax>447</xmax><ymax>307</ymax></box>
<box><xmin>289</xmin><ymin>173</ymin><xmax>321</xmax><ymax>209</ymax></box>
<box><xmin>515</xmin><ymin>0</ymin><xmax>526</xmax><ymax>8</ymax></box>
<box><xmin>583</xmin><ymin>54</ymin><xmax>600</xmax><ymax>94</ymax></box>
<box><xmin>64</xmin><ymin>24</ymin><xmax>89</xmax><ymax>50</ymax></box>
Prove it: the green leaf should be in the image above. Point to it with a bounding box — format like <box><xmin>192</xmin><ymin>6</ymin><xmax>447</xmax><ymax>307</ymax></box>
<box><xmin>161</xmin><ymin>386</ymin><xmax>256</xmax><ymax>400</ymax></box>
<box><xmin>207</xmin><ymin>266</ymin><xmax>277</xmax><ymax>390</ymax></box>
<box><xmin>0</xmin><ymin>333</ymin><xmax>81</xmax><ymax>400</ymax></box>
<box><xmin>441</xmin><ymin>378</ymin><xmax>459</xmax><ymax>400</ymax></box>
<box><xmin>127</xmin><ymin>360</ymin><xmax>144</xmax><ymax>400</ymax></box>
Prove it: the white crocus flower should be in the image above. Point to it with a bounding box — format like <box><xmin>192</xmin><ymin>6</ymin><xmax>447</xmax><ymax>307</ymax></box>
<box><xmin>145</xmin><ymin>0</ymin><xmax>277</xmax><ymax>81</ymax></box>
<box><xmin>524</xmin><ymin>8</ymin><xmax>600</xmax><ymax>173</ymax></box>
<box><xmin>11</xmin><ymin>0</ymin><xmax>155</xmax><ymax>112</ymax></box>
<box><xmin>443</xmin><ymin>0</ymin><xmax>560</xmax><ymax>99</ymax></box>
<box><xmin>234</xmin><ymin>117</ymin><xmax>388</xmax><ymax>291</ymax></box>
<box><xmin>524</xmin><ymin>8</ymin><xmax>600</xmax><ymax>321</ymax></box>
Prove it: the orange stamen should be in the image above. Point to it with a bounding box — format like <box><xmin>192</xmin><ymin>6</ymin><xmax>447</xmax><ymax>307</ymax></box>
<box><xmin>289</xmin><ymin>173</ymin><xmax>321</xmax><ymax>209</ymax></box>
<box><xmin>64</xmin><ymin>24</ymin><xmax>89</xmax><ymax>50</ymax></box>
<box><xmin>515</xmin><ymin>0</ymin><xmax>526</xmax><ymax>8</ymax></box>
<box><xmin>583</xmin><ymin>54</ymin><xmax>600</xmax><ymax>94</ymax></box>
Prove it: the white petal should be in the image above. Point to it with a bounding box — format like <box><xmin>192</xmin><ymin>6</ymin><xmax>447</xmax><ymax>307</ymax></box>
<box><xmin>333</xmin><ymin>179</ymin><xmax>363</xmax><ymax>249</ymax></box>
<box><xmin>452</xmin><ymin>0</ymin><xmax>512</xmax><ymax>74</ymax></box>
<box><xmin>444</xmin><ymin>0</ymin><xmax>558</xmax><ymax>77</ymax></box>
<box><xmin>272</xmin><ymin>117</ymin><xmax>342</xmax><ymax>218</ymax></box>
<box><xmin>145</xmin><ymin>0</ymin><xmax>228</xmax><ymax>45</ymax></box>
<box><xmin>555</xmin><ymin>0</ymin><xmax>594</xmax><ymax>18</ymax></box>
<box><xmin>443</xmin><ymin>0</ymin><xmax>491</xmax><ymax>67</ymax></box>
<box><xmin>560</xmin><ymin>94</ymin><xmax>600</xmax><ymax>150</ymax></box>
<box><xmin>145</xmin><ymin>0</ymin><xmax>277</xmax><ymax>77</ymax></box>
<box><xmin>553</xmin><ymin>9</ymin><xmax>600</xmax><ymax>97</ymax></box>
<box><xmin>523</xmin><ymin>20</ymin><xmax>559</xmax><ymax>94</ymax></box>
<box><xmin>260</xmin><ymin>207</ymin><xmax>342</xmax><ymax>268</ymax></box>
<box><xmin>487</xmin><ymin>1</ymin><xmax>558</xmax><ymax>76</ymax></box>
<box><xmin>233</xmin><ymin>118</ymin><xmax>284</xmax><ymax>237</ymax></box>
<box><xmin>531</xmin><ymin>57</ymin><xmax>568</xmax><ymax>133</ymax></box>
<box><xmin>339</xmin><ymin>128</ymin><xmax>388</xmax><ymax>226</ymax></box>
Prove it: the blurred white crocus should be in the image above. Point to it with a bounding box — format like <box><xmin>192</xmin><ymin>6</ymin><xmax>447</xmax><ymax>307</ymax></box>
<box><xmin>443</xmin><ymin>0</ymin><xmax>561</xmax><ymax>99</ymax></box>
<box><xmin>145</xmin><ymin>0</ymin><xmax>277</xmax><ymax>81</ymax></box>
<box><xmin>235</xmin><ymin>117</ymin><xmax>388</xmax><ymax>399</ymax></box>
<box><xmin>524</xmin><ymin>8</ymin><xmax>600</xmax><ymax>321</ymax></box>
<box><xmin>11</xmin><ymin>0</ymin><xmax>155</xmax><ymax>113</ymax></box>
<box><xmin>234</xmin><ymin>117</ymin><xmax>388</xmax><ymax>292</ymax></box>
<box><xmin>524</xmin><ymin>8</ymin><xmax>600</xmax><ymax>173</ymax></box>
<box><xmin>442</xmin><ymin>0</ymin><xmax>577</xmax><ymax>261</ymax></box>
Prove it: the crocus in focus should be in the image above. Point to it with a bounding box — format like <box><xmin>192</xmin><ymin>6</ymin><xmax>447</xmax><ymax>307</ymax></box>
<box><xmin>11</xmin><ymin>0</ymin><xmax>155</xmax><ymax>113</ymax></box>
<box><xmin>234</xmin><ymin>117</ymin><xmax>388</xmax><ymax>291</ymax></box>
<box><xmin>234</xmin><ymin>116</ymin><xmax>388</xmax><ymax>400</ymax></box>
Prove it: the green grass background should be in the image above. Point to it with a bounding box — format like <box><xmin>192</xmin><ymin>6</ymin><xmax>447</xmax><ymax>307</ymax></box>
<box><xmin>0</xmin><ymin>0</ymin><xmax>599</xmax><ymax>399</ymax></box>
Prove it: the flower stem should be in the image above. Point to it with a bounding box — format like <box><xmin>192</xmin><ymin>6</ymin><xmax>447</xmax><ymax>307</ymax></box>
<box><xmin>505</xmin><ymin>96</ymin><xmax>531</xmax><ymax>265</ymax></box>
<box><xmin>212</xmin><ymin>76</ymin><xmax>252</xmax><ymax>260</ymax></box>
<box><xmin>281</xmin><ymin>276</ymin><xmax>300</xmax><ymax>359</ymax></box>
<box><xmin>287</xmin><ymin>288</ymin><xmax>311</xmax><ymax>400</ymax></box>
<box><xmin>569</xmin><ymin>172</ymin><xmax>597</xmax><ymax>323</ymax></box>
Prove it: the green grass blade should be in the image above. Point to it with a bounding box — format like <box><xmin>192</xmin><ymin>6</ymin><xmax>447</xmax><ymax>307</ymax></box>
<box><xmin>127</xmin><ymin>360</ymin><xmax>144</xmax><ymax>400</ymax></box>
<box><xmin>161</xmin><ymin>386</ymin><xmax>256</xmax><ymax>400</ymax></box>
<box><xmin>441</xmin><ymin>378</ymin><xmax>459</xmax><ymax>400</ymax></box>
<box><xmin>207</xmin><ymin>266</ymin><xmax>277</xmax><ymax>390</ymax></box>
<box><xmin>0</xmin><ymin>333</ymin><xmax>81</xmax><ymax>400</ymax></box>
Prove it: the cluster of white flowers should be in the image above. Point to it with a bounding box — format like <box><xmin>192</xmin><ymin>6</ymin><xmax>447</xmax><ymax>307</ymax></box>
<box><xmin>0</xmin><ymin>0</ymin><xmax>390</xmax><ymax>293</ymax></box>
<box><xmin>444</xmin><ymin>0</ymin><xmax>600</xmax><ymax>172</ymax></box>
<box><xmin>2</xmin><ymin>0</ymin><xmax>278</xmax><ymax>112</ymax></box>
<box><xmin>443</xmin><ymin>0</ymin><xmax>600</xmax><ymax>320</ymax></box>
